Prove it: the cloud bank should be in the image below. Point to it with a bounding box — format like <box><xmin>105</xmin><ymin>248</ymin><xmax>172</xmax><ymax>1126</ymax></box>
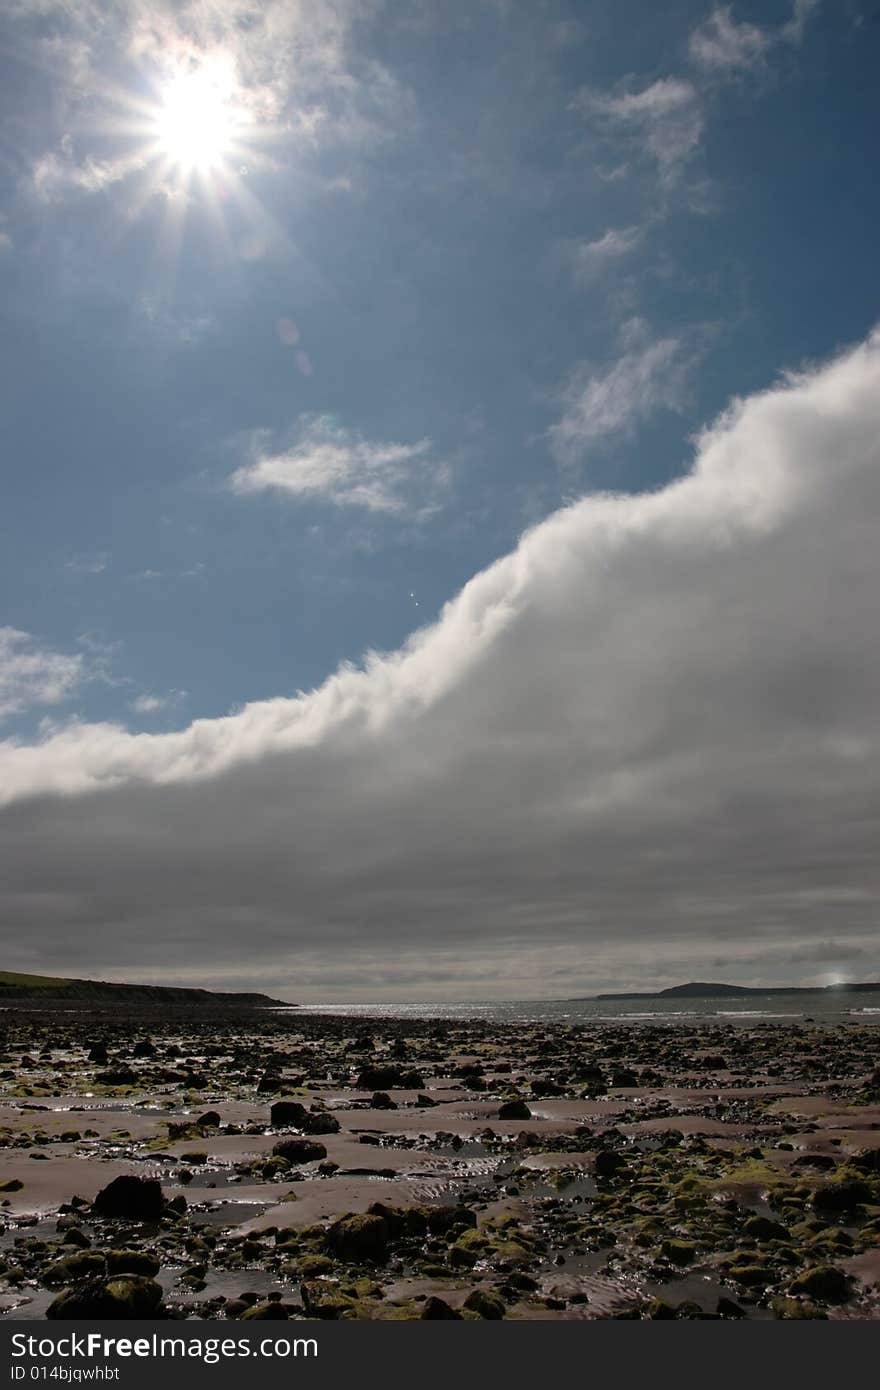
<box><xmin>2</xmin><ymin>330</ymin><xmax>880</xmax><ymax>997</ymax></box>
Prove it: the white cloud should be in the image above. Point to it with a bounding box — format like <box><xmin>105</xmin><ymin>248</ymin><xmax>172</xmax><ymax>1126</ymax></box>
<box><xmin>689</xmin><ymin>2</ymin><xmax>819</xmax><ymax>74</ymax></box>
<box><xmin>548</xmin><ymin>321</ymin><xmax>695</xmax><ymax>463</ymax></box>
<box><xmin>577</xmin><ymin>77</ymin><xmax>704</xmax><ymax>185</ymax></box>
<box><xmin>230</xmin><ymin>414</ymin><xmax>444</xmax><ymax>517</ymax></box>
<box><xmin>565</xmin><ymin>225</ymin><xmax>643</xmax><ymax>284</ymax></box>
<box><xmin>0</xmin><ymin>628</ymin><xmax>84</xmax><ymax>722</ymax></box>
<box><xmin>130</xmin><ymin>690</ymin><xmax>187</xmax><ymax>716</ymax></box>
<box><xmin>688</xmin><ymin>7</ymin><xmax>771</xmax><ymax>72</ymax></box>
<box><xmin>1</xmin><ymin>330</ymin><xmax>880</xmax><ymax>994</ymax></box>
<box><xmin>64</xmin><ymin>552</ymin><xmax>109</xmax><ymax>576</ymax></box>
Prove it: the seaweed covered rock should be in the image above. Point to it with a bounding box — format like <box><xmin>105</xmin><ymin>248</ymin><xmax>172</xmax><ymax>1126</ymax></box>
<box><xmin>46</xmin><ymin>1276</ymin><xmax>164</xmax><ymax>1320</ymax></box>
<box><xmin>240</xmin><ymin>1302</ymin><xmax>289</xmax><ymax>1320</ymax></box>
<box><xmin>105</xmin><ymin>1250</ymin><xmax>161</xmax><ymax>1276</ymax></box>
<box><xmin>325</xmin><ymin>1213</ymin><xmax>388</xmax><ymax>1263</ymax></box>
<box><xmin>788</xmin><ymin>1265</ymin><xmax>853</xmax><ymax>1303</ymax></box>
<box><xmin>43</xmin><ymin>1252</ymin><xmax>106</xmax><ymax>1286</ymax></box>
<box><xmin>463</xmin><ymin>1288</ymin><xmax>506</xmax><ymax>1319</ymax></box>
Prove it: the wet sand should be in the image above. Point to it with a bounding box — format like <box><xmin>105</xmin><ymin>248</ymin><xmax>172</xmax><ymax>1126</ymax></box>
<box><xmin>1</xmin><ymin>1008</ymin><xmax>878</xmax><ymax>1320</ymax></box>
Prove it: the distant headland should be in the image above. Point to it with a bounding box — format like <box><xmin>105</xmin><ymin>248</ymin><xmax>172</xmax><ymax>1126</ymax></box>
<box><xmin>579</xmin><ymin>980</ymin><xmax>880</xmax><ymax>1001</ymax></box>
<box><xmin>0</xmin><ymin>970</ymin><xmax>290</xmax><ymax>1008</ymax></box>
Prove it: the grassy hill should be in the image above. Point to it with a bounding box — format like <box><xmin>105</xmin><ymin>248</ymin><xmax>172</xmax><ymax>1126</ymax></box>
<box><xmin>0</xmin><ymin>969</ymin><xmax>289</xmax><ymax>1007</ymax></box>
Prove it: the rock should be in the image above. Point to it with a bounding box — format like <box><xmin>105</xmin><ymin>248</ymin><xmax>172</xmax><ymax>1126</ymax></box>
<box><xmin>771</xmin><ymin>1297</ymin><xmax>828</xmax><ymax>1320</ymax></box>
<box><xmin>594</xmin><ymin>1149</ymin><xmax>628</xmax><ymax>1178</ymax></box>
<box><xmin>610</xmin><ymin>1070</ymin><xmax>639</xmax><ymax>1088</ymax></box>
<box><xmin>87</xmin><ymin>1044</ymin><xmax>109</xmax><ymax>1064</ymax></box>
<box><xmin>0</xmin><ymin>1179</ymin><xmax>23</xmax><ymax>1192</ymax></box>
<box><xmin>61</xmin><ymin>1229</ymin><xmax>91</xmax><ymax>1249</ymax></box>
<box><xmin>302</xmin><ymin>1112</ymin><xmax>341</xmax><ymax>1135</ymax></box>
<box><xmin>325</xmin><ymin>1213</ymin><xmax>388</xmax><ymax>1263</ymax></box>
<box><xmin>660</xmin><ymin>1239</ymin><xmax>696</xmax><ymax>1266</ymax></box>
<box><xmin>463</xmin><ymin>1289</ymin><xmax>505</xmax><ymax>1319</ymax></box>
<box><xmin>370</xmin><ymin>1092</ymin><xmax>397</xmax><ymax>1110</ymax></box>
<box><xmin>300</xmin><ymin>1281</ymin><xmax>355</xmax><ymax>1319</ymax></box>
<box><xmin>727</xmin><ymin>1264</ymin><xmax>773</xmax><ymax>1288</ymax></box>
<box><xmin>788</xmin><ymin>1265</ymin><xmax>852</xmax><ymax>1302</ymax></box>
<box><xmin>498</xmin><ymin>1099</ymin><xmax>531</xmax><ymax>1120</ymax></box>
<box><xmin>240</xmin><ymin>1302</ymin><xmax>289</xmax><ymax>1320</ymax></box>
<box><xmin>417</xmin><ymin>1094</ymin><xmax>436</xmax><ymax>1108</ymax></box>
<box><xmin>531</xmin><ymin>1079</ymin><xmax>564</xmax><ymax>1097</ymax></box>
<box><xmin>744</xmin><ymin>1216</ymin><xmax>789</xmax><ymax>1241</ymax></box>
<box><xmin>46</xmin><ymin>1276</ymin><xmax>163</xmax><ymax>1320</ymax></box>
<box><xmin>196</xmin><ymin>1111</ymin><xmax>221</xmax><ymax>1128</ymax></box>
<box><xmin>44</xmin><ymin>1253</ymin><xmax>107</xmax><ymax>1286</ymax></box>
<box><xmin>812</xmin><ymin>1179</ymin><xmax>873</xmax><ymax>1211</ymax></box>
<box><xmin>105</xmin><ymin>1250</ymin><xmax>161</xmax><ymax>1276</ymax></box>
<box><xmin>92</xmin><ymin>1176</ymin><xmax>164</xmax><ymax>1221</ymax></box>
<box><xmin>270</xmin><ymin>1101</ymin><xmax>309</xmax><ymax>1127</ymax></box>
<box><xmin>716</xmin><ymin>1298</ymin><xmax>746</xmax><ymax>1319</ymax></box>
<box><xmin>421</xmin><ymin>1296</ymin><xmax>462</xmax><ymax>1320</ymax></box>
<box><xmin>271</xmin><ymin>1138</ymin><xmax>327</xmax><ymax>1164</ymax></box>
<box><xmin>357</xmin><ymin>1066</ymin><xmax>405</xmax><ymax>1089</ymax></box>
<box><xmin>95</xmin><ymin>1069</ymin><xmax>138</xmax><ymax>1085</ymax></box>
<box><xmin>132</xmin><ymin>1041</ymin><xmax>155</xmax><ymax>1058</ymax></box>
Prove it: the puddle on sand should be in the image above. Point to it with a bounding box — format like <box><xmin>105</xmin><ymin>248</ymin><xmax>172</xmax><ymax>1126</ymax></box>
<box><xmin>189</xmin><ymin>1201</ymin><xmax>270</xmax><ymax>1228</ymax></box>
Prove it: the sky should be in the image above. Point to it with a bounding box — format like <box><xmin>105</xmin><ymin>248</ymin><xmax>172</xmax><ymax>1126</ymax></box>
<box><xmin>1</xmin><ymin>0</ymin><xmax>879</xmax><ymax>1001</ymax></box>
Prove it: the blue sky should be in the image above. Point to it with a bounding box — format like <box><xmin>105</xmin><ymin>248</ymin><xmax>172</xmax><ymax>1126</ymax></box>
<box><xmin>2</xmin><ymin>0</ymin><xmax>874</xmax><ymax>732</ymax></box>
<box><xmin>1</xmin><ymin>2</ymin><xmax>880</xmax><ymax>997</ymax></box>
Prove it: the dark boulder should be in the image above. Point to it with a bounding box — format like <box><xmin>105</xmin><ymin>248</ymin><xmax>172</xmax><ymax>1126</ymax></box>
<box><xmin>369</xmin><ymin>1092</ymin><xmax>397</xmax><ymax>1110</ymax></box>
<box><xmin>421</xmin><ymin>1296</ymin><xmax>462</xmax><ymax>1320</ymax></box>
<box><xmin>93</xmin><ymin>1176</ymin><xmax>164</xmax><ymax>1221</ymax></box>
<box><xmin>270</xmin><ymin>1100</ymin><xmax>309</xmax><ymax>1127</ymax></box>
<box><xmin>271</xmin><ymin>1138</ymin><xmax>327</xmax><ymax>1164</ymax></box>
<box><xmin>498</xmin><ymin>1099</ymin><xmax>531</xmax><ymax>1120</ymax></box>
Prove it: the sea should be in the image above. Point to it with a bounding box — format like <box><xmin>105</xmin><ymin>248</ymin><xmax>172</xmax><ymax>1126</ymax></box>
<box><xmin>280</xmin><ymin>990</ymin><xmax>880</xmax><ymax>1026</ymax></box>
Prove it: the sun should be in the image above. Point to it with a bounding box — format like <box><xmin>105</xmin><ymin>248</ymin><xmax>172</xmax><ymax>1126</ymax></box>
<box><xmin>153</xmin><ymin>70</ymin><xmax>238</xmax><ymax>172</ymax></box>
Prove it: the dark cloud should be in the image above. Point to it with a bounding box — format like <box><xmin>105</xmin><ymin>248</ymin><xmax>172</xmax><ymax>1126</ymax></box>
<box><xmin>2</xmin><ymin>333</ymin><xmax>880</xmax><ymax>997</ymax></box>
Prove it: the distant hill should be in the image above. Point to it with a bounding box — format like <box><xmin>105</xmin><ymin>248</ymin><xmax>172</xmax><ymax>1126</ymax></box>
<box><xmin>0</xmin><ymin>970</ymin><xmax>290</xmax><ymax>1008</ymax></box>
<box><xmin>589</xmin><ymin>980</ymin><xmax>880</xmax><ymax>1001</ymax></box>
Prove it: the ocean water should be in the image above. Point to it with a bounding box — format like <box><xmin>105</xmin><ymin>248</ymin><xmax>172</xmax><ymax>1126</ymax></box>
<box><xmin>281</xmin><ymin>990</ymin><xmax>880</xmax><ymax>1026</ymax></box>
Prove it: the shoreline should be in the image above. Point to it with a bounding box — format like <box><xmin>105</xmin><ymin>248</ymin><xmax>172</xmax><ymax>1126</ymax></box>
<box><xmin>1</xmin><ymin>1009</ymin><xmax>879</xmax><ymax>1321</ymax></box>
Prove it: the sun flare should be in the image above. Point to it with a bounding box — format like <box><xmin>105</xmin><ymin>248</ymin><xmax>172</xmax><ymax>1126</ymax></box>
<box><xmin>153</xmin><ymin>70</ymin><xmax>237</xmax><ymax>172</ymax></box>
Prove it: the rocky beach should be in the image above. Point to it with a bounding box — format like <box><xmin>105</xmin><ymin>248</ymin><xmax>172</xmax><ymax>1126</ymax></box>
<box><xmin>1</xmin><ymin>1005</ymin><xmax>878</xmax><ymax>1322</ymax></box>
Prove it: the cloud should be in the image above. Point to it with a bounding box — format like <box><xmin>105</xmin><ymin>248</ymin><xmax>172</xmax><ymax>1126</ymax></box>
<box><xmin>2</xmin><ymin>329</ymin><xmax>880</xmax><ymax>996</ymax></box>
<box><xmin>64</xmin><ymin>552</ymin><xmax>110</xmax><ymax>577</ymax></box>
<box><xmin>688</xmin><ymin>7</ymin><xmax>772</xmax><ymax>72</ymax></box>
<box><xmin>576</xmin><ymin>77</ymin><xmax>704</xmax><ymax>185</ymax></box>
<box><xmin>130</xmin><ymin>690</ymin><xmax>187</xmax><ymax>716</ymax></box>
<box><xmin>688</xmin><ymin>3</ymin><xmax>819</xmax><ymax>74</ymax></box>
<box><xmin>0</xmin><ymin>628</ymin><xmax>84</xmax><ymax>722</ymax></box>
<box><xmin>564</xmin><ymin>225</ymin><xmax>643</xmax><ymax>285</ymax></box>
<box><xmin>30</xmin><ymin>144</ymin><xmax>148</xmax><ymax>203</ymax></box>
<box><xmin>230</xmin><ymin>414</ymin><xmax>444</xmax><ymax>517</ymax></box>
<box><xmin>547</xmin><ymin>321</ymin><xmax>696</xmax><ymax>463</ymax></box>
